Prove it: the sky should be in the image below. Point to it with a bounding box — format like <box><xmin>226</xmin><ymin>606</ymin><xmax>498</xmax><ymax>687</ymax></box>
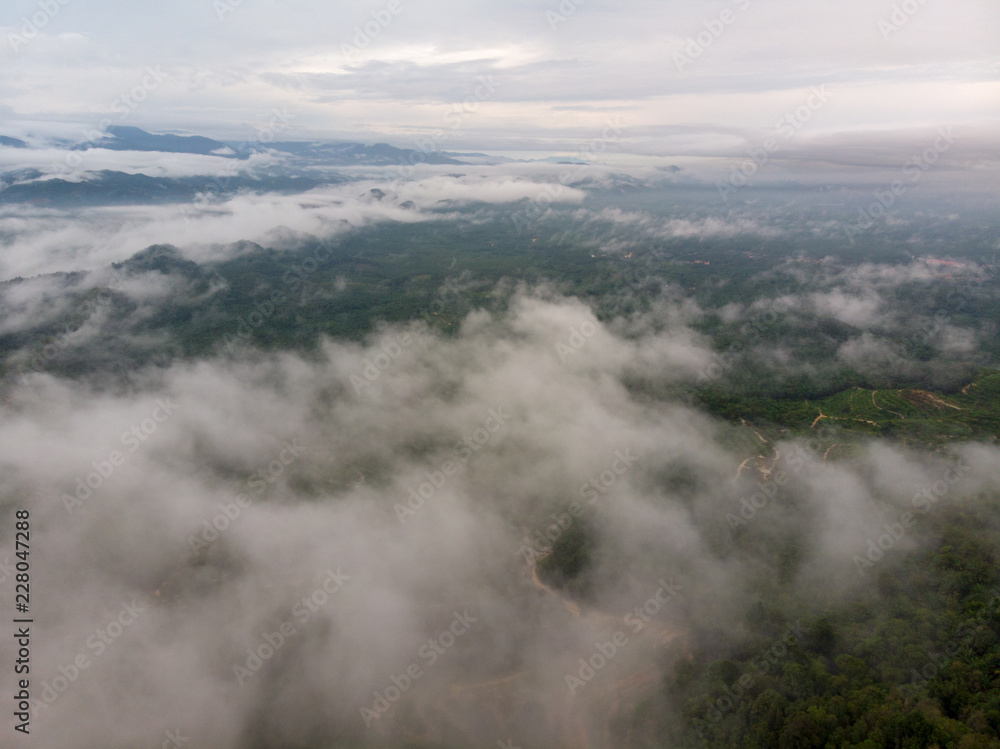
<box><xmin>0</xmin><ymin>0</ymin><xmax>997</xmax><ymax>282</ymax></box>
<box><xmin>2</xmin><ymin>0</ymin><xmax>998</xmax><ymax>157</ymax></box>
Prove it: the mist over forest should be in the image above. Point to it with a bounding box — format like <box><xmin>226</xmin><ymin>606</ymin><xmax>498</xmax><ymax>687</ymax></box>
<box><xmin>2</xmin><ymin>0</ymin><xmax>999</xmax><ymax>747</ymax></box>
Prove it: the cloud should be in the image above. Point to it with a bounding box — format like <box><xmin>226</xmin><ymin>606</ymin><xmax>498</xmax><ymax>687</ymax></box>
<box><xmin>394</xmin><ymin>174</ymin><xmax>587</xmax><ymax>205</ymax></box>
<box><xmin>2</xmin><ymin>1</ymin><xmax>998</xmax><ymax>159</ymax></box>
<box><xmin>575</xmin><ymin>206</ymin><xmax>782</xmax><ymax>242</ymax></box>
<box><xmin>0</xmin><ymin>161</ymin><xmax>633</xmax><ymax>280</ymax></box>
<box><xmin>2</xmin><ymin>288</ymin><xmax>997</xmax><ymax>745</ymax></box>
<box><xmin>0</xmin><ymin>184</ymin><xmax>414</xmax><ymax>280</ymax></box>
<box><xmin>0</xmin><ymin>146</ymin><xmax>279</xmax><ymax>181</ymax></box>
<box><xmin>809</xmin><ymin>289</ymin><xmax>884</xmax><ymax>329</ymax></box>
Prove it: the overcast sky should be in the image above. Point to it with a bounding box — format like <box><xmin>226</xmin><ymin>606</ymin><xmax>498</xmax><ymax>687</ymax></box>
<box><xmin>2</xmin><ymin>0</ymin><xmax>998</xmax><ymax>157</ymax></box>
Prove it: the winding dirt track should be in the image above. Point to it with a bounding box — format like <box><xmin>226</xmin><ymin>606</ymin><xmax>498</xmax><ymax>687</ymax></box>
<box><xmin>872</xmin><ymin>390</ymin><xmax>906</xmax><ymax>419</ymax></box>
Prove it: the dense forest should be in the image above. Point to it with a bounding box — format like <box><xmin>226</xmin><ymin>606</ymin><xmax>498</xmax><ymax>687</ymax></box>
<box><xmin>2</xmin><ymin>205</ymin><xmax>998</xmax><ymax>747</ymax></box>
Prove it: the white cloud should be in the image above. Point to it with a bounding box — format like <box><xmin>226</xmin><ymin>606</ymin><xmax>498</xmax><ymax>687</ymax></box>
<box><xmin>1</xmin><ymin>0</ymin><xmax>997</xmax><ymax>156</ymax></box>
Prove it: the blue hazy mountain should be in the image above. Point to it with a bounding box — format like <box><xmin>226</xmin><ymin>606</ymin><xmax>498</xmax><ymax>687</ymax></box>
<box><xmin>0</xmin><ymin>170</ymin><xmax>326</xmax><ymax>206</ymax></box>
<box><xmin>80</xmin><ymin>125</ymin><xmax>236</xmax><ymax>156</ymax></box>
<box><xmin>264</xmin><ymin>140</ymin><xmax>465</xmax><ymax>165</ymax></box>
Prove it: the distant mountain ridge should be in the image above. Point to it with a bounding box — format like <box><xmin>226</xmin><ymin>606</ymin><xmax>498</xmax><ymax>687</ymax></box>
<box><xmin>0</xmin><ymin>170</ymin><xmax>326</xmax><ymax>206</ymax></box>
<box><xmin>4</xmin><ymin>126</ymin><xmax>680</xmax><ymax>172</ymax></box>
<box><xmin>71</xmin><ymin>126</ymin><xmax>468</xmax><ymax>166</ymax></box>
<box><xmin>264</xmin><ymin>140</ymin><xmax>465</xmax><ymax>165</ymax></box>
<box><xmin>0</xmin><ymin>127</ymin><xmax>683</xmax><ymax>207</ymax></box>
<box><xmin>80</xmin><ymin>125</ymin><xmax>236</xmax><ymax>156</ymax></box>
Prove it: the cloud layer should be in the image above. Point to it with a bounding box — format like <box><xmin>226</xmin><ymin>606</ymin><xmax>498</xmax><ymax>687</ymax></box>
<box><xmin>2</xmin><ymin>290</ymin><xmax>997</xmax><ymax>746</ymax></box>
<box><xmin>1</xmin><ymin>0</ymin><xmax>998</xmax><ymax>160</ymax></box>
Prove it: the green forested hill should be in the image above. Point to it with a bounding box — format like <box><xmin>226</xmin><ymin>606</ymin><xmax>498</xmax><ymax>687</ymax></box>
<box><xmin>660</xmin><ymin>507</ymin><xmax>1000</xmax><ymax>748</ymax></box>
<box><xmin>698</xmin><ymin>370</ymin><xmax>1000</xmax><ymax>448</ymax></box>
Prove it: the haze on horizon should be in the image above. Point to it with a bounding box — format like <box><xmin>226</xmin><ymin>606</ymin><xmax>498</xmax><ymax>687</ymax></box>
<box><xmin>1</xmin><ymin>0</ymin><xmax>998</xmax><ymax>163</ymax></box>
